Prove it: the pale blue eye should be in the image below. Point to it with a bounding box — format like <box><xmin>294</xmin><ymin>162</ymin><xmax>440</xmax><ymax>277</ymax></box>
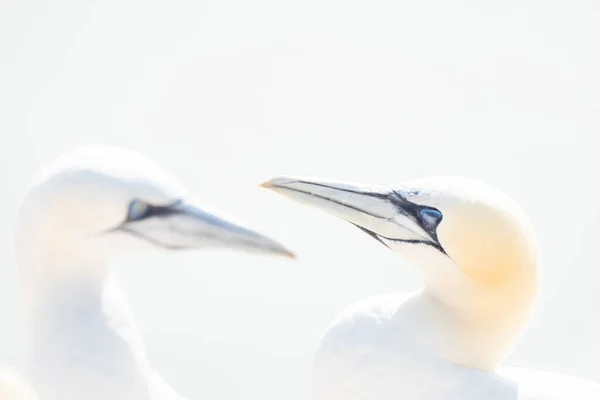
<box><xmin>128</xmin><ymin>199</ymin><xmax>150</xmax><ymax>221</ymax></box>
<box><xmin>419</xmin><ymin>208</ymin><xmax>442</xmax><ymax>228</ymax></box>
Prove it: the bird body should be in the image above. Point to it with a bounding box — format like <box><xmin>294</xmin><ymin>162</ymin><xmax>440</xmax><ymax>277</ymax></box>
<box><xmin>314</xmin><ymin>292</ymin><xmax>600</xmax><ymax>399</ymax></box>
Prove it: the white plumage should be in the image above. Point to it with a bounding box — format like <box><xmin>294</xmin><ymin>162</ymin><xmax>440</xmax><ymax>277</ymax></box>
<box><xmin>262</xmin><ymin>175</ymin><xmax>600</xmax><ymax>400</ymax></box>
<box><xmin>13</xmin><ymin>145</ymin><xmax>293</xmax><ymax>400</ymax></box>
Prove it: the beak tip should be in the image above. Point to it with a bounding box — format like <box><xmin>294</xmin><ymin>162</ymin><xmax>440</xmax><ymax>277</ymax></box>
<box><xmin>259</xmin><ymin>176</ymin><xmax>300</xmax><ymax>191</ymax></box>
<box><xmin>271</xmin><ymin>244</ymin><xmax>296</xmax><ymax>259</ymax></box>
<box><xmin>259</xmin><ymin>180</ymin><xmax>274</xmax><ymax>189</ymax></box>
<box><xmin>284</xmin><ymin>250</ymin><xmax>297</xmax><ymax>259</ymax></box>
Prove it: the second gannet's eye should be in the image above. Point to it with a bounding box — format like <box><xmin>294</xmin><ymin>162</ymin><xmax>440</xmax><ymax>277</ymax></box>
<box><xmin>127</xmin><ymin>199</ymin><xmax>151</xmax><ymax>221</ymax></box>
<box><xmin>419</xmin><ymin>208</ymin><xmax>443</xmax><ymax>230</ymax></box>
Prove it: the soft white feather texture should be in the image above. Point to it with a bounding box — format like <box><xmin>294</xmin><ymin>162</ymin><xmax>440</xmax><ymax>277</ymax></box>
<box><xmin>14</xmin><ymin>145</ymin><xmax>292</xmax><ymax>400</ymax></box>
<box><xmin>262</xmin><ymin>175</ymin><xmax>600</xmax><ymax>400</ymax></box>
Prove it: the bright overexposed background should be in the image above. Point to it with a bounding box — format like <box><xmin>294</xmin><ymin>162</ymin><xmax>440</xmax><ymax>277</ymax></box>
<box><xmin>1</xmin><ymin>1</ymin><xmax>599</xmax><ymax>399</ymax></box>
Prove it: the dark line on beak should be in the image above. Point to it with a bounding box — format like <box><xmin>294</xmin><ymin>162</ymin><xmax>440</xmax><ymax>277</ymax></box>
<box><xmin>118</xmin><ymin>227</ymin><xmax>188</xmax><ymax>250</ymax></box>
<box><xmin>393</xmin><ymin>238</ymin><xmax>447</xmax><ymax>255</ymax></box>
<box><xmin>350</xmin><ymin>223</ymin><xmax>391</xmax><ymax>249</ymax></box>
<box><xmin>276</xmin><ymin>180</ymin><xmax>447</xmax><ymax>255</ymax></box>
<box><xmin>293</xmin><ymin>181</ymin><xmax>433</xmax><ymax>236</ymax></box>
<box><xmin>296</xmin><ymin>180</ymin><xmax>391</xmax><ymax>199</ymax></box>
<box><xmin>350</xmin><ymin>224</ymin><xmax>447</xmax><ymax>255</ymax></box>
<box><xmin>382</xmin><ymin>234</ymin><xmax>446</xmax><ymax>255</ymax></box>
<box><xmin>274</xmin><ymin>185</ymin><xmax>390</xmax><ymax>220</ymax></box>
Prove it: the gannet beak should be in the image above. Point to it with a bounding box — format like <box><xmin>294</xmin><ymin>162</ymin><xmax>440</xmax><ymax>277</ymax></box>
<box><xmin>121</xmin><ymin>200</ymin><xmax>295</xmax><ymax>258</ymax></box>
<box><xmin>260</xmin><ymin>176</ymin><xmax>441</xmax><ymax>250</ymax></box>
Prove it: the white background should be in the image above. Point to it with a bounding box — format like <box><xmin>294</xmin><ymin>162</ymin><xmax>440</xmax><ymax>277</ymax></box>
<box><xmin>1</xmin><ymin>1</ymin><xmax>599</xmax><ymax>399</ymax></box>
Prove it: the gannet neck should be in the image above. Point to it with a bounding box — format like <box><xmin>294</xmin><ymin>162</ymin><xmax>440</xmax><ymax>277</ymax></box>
<box><xmin>407</xmin><ymin>282</ymin><xmax>537</xmax><ymax>371</ymax></box>
<box><xmin>16</xmin><ymin>222</ymin><xmax>150</xmax><ymax>399</ymax></box>
<box><xmin>443</xmin><ymin>276</ymin><xmax>538</xmax><ymax>371</ymax></box>
<box><xmin>419</xmin><ymin>199</ymin><xmax>540</xmax><ymax>370</ymax></box>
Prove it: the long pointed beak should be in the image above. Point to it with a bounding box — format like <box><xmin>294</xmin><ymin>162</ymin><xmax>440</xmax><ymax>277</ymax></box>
<box><xmin>122</xmin><ymin>200</ymin><xmax>295</xmax><ymax>258</ymax></box>
<box><xmin>260</xmin><ymin>176</ymin><xmax>402</xmax><ymax>237</ymax></box>
<box><xmin>260</xmin><ymin>176</ymin><xmax>439</xmax><ymax>247</ymax></box>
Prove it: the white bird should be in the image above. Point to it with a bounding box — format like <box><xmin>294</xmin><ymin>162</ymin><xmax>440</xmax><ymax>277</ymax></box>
<box><xmin>13</xmin><ymin>145</ymin><xmax>294</xmax><ymax>400</ymax></box>
<box><xmin>261</xmin><ymin>175</ymin><xmax>600</xmax><ymax>400</ymax></box>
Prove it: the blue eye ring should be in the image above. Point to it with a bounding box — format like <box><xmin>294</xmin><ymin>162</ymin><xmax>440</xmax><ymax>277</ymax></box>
<box><xmin>127</xmin><ymin>199</ymin><xmax>150</xmax><ymax>221</ymax></box>
<box><xmin>419</xmin><ymin>208</ymin><xmax>443</xmax><ymax>229</ymax></box>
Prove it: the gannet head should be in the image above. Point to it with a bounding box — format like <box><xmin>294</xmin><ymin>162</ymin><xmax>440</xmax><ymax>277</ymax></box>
<box><xmin>16</xmin><ymin>145</ymin><xmax>294</xmax><ymax>260</ymax></box>
<box><xmin>261</xmin><ymin>175</ymin><xmax>541</xmax><ymax>369</ymax></box>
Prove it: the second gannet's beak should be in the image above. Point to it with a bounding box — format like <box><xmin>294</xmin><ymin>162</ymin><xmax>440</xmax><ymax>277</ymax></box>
<box><xmin>260</xmin><ymin>176</ymin><xmax>444</xmax><ymax>253</ymax></box>
<box><xmin>118</xmin><ymin>198</ymin><xmax>295</xmax><ymax>258</ymax></box>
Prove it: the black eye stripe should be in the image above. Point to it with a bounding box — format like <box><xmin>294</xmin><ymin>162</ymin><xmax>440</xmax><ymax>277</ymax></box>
<box><xmin>125</xmin><ymin>199</ymin><xmax>183</xmax><ymax>222</ymax></box>
<box><xmin>389</xmin><ymin>192</ymin><xmax>443</xmax><ymax>241</ymax></box>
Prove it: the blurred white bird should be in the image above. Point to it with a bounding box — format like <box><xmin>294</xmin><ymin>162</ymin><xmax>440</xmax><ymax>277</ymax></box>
<box><xmin>262</xmin><ymin>175</ymin><xmax>600</xmax><ymax>400</ymax></box>
<box><xmin>13</xmin><ymin>145</ymin><xmax>294</xmax><ymax>400</ymax></box>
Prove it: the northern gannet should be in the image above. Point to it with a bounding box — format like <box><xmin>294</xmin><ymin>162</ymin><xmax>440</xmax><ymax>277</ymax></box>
<box><xmin>261</xmin><ymin>176</ymin><xmax>600</xmax><ymax>400</ymax></box>
<box><xmin>14</xmin><ymin>145</ymin><xmax>294</xmax><ymax>400</ymax></box>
